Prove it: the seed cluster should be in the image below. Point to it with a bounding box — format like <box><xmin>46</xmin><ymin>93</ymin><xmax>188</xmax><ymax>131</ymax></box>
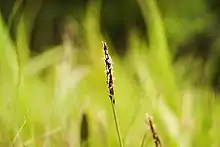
<box><xmin>102</xmin><ymin>41</ymin><xmax>115</xmax><ymax>104</ymax></box>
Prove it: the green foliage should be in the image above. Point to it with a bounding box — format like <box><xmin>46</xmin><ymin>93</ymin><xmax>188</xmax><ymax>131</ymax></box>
<box><xmin>0</xmin><ymin>0</ymin><xmax>219</xmax><ymax>146</ymax></box>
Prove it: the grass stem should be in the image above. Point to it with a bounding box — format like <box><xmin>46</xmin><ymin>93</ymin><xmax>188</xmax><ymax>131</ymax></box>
<box><xmin>111</xmin><ymin>101</ymin><xmax>124</xmax><ymax>147</ymax></box>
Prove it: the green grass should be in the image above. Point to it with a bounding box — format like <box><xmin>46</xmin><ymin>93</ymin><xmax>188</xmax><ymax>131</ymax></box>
<box><xmin>0</xmin><ymin>0</ymin><xmax>219</xmax><ymax>146</ymax></box>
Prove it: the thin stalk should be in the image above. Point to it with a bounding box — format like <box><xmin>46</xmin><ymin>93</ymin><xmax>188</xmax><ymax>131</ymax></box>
<box><xmin>140</xmin><ymin>132</ymin><xmax>148</xmax><ymax>147</ymax></box>
<box><xmin>11</xmin><ymin>116</ymin><xmax>26</xmax><ymax>146</ymax></box>
<box><xmin>111</xmin><ymin>101</ymin><xmax>124</xmax><ymax>147</ymax></box>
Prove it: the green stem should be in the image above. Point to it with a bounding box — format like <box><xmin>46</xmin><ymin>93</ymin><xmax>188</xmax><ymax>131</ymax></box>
<box><xmin>111</xmin><ymin>101</ymin><xmax>124</xmax><ymax>147</ymax></box>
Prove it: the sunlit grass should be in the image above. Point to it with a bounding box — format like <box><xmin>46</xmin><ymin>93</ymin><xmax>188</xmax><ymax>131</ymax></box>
<box><xmin>0</xmin><ymin>0</ymin><xmax>219</xmax><ymax>146</ymax></box>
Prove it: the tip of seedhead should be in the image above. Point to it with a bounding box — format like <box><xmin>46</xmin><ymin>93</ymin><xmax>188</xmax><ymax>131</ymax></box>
<box><xmin>101</xmin><ymin>41</ymin><xmax>106</xmax><ymax>46</ymax></box>
<box><xmin>102</xmin><ymin>41</ymin><xmax>107</xmax><ymax>50</ymax></box>
<box><xmin>145</xmin><ymin>113</ymin><xmax>161</xmax><ymax>147</ymax></box>
<box><xmin>146</xmin><ymin>113</ymin><xmax>153</xmax><ymax>122</ymax></box>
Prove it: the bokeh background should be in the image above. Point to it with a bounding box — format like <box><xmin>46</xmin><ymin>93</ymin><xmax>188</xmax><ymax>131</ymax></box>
<box><xmin>0</xmin><ymin>0</ymin><xmax>220</xmax><ymax>146</ymax></box>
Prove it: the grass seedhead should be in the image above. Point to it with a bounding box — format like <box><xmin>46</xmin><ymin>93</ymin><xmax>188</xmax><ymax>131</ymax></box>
<box><xmin>102</xmin><ymin>41</ymin><xmax>115</xmax><ymax>104</ymax></box>
<box><xmin>101</xmin><ymin>41</ymin><xmax>124</xmax><ymax>147</ymax></box>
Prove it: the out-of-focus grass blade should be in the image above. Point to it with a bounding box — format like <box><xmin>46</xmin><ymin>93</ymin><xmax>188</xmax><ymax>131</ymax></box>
<box><xmin>23</xmin><ymin>46</ymin><xmax>63</xmax><ymax>76</ymax></box>
<box><xmin>7</xmin><ymin>0</ymin><xmax>24</xmax><ymax>29</ymax></box>
<box><xmin>138</xmin><ymin>0</ymin><xmax>169</xmax><ymax>54</ymax></box>
<box><xmin>0</xmin><ymin>14</ymin><xmax>19</xmax><ymax>88</ymax></box>
<box><xmin>16</xmin><ymin>16</ymin><xmax>30</xmax><ymax>65</ymax></box>
<box><xmin>0</xmin><ymin>14</ymin><xmax>20</xmax><ymax>142</ymax></box>
<box><xmin>138</xmin><ymin>0</ymin><xmax>180</xmax><ymax>111</ymax></box>
<box><xmin>84</xmin><ymin>0</ymin><xmax>104</xmax><ymax>65</ymax></box>
<box><xmin>15</xmin><ymin>0</ymin><xmax>43</xmax><ymax>65</ymax></box>
<box><xmin>133</xmin><ymin>52</ymin><xmax>181</xmax><ymax>145</ymax></box>
<box><xmin>125</xmin><ymin>30</ymin><xmax>181</xmax><ymax>145</ymax></box>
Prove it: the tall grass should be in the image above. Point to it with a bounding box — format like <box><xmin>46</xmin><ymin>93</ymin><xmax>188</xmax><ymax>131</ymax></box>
<box><xmin>0</xmin><ymin>0</ymin><xmax>219</xmax><ymax>146</ymax></box>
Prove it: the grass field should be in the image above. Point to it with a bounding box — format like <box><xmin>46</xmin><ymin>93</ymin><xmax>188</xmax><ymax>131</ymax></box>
<box><xmin>0</xmin><ymin>0</ymin><xmax>219</xmax><ymax>146</ymax></box>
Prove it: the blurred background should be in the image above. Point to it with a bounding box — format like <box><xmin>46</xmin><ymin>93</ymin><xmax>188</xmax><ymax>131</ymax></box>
<box><xmin>0</xmin><ymin>0</ymin><xmax>220</xmax><ymax>146</ymax></box>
